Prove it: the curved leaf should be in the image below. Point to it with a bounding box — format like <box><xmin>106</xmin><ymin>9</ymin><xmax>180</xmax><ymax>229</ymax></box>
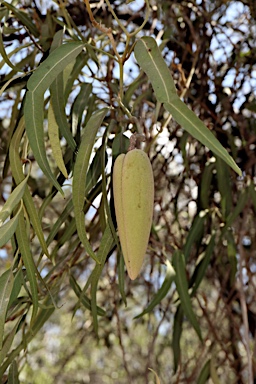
<box><xmin>183</xmin><ymin>210</ymin><xmax>209</xmax><ymax>261</ymax></box>
<box><xmin>69</xmin><ymin>275</ymin><xmax>106</xmax><ymax>316</ymax></box>
<box><xmin>0</xmin><ymin>269</ymin><xmax>14</xmax><ymax>348</ymax></box>
<box><xmin>48</xmin><ymin>101</ymin><xmax>69</xmax><ymax>178</ymax></box>
<box><xmin>0</xmin><ymin>204</ymin><xmax>22</xmax><ymax>248</ymax></box>
<box><xmin>172</xmin><ymin>304</ymin><xmax>184</xmax><ymax>372</ymax></box>
<box><xmin>134</xmin><ymin>36</ymin><xmax>177</xmax><ymax>102</ymax></box>
<box><xmin>90</xmin><ymin>224</ymin><xmax>114</xmax><ymax>334</ymax></box>
<box><xmin>0</xmin><ymin>173</ymin><xmax>29</xmax><ymax>226</ymax></box>
<box><xmin>197</xmin><ymin>359</ymin><xmax>210</xmax><ymax>384</ymax></box>
<box><xmin>9</xmin><ymin>117</ymin><xmax>50</xmax><ymax>258</ymax></box>
<box><xmin>73</xmin><ymin>108</ymin><xmax>108</xmax><ymax>263</ymax></box>
<box><xmin>164</xmin><ymin>99</ymin><xmax>241</xmax><ymax>176</ymax></box>
<box><xmin>134</xmin><ymin>36</ymin><xmax>241</xmax><ymax>176</ymax></box>
<box><xmin>24</xmin><ymin>42</ymin><xmax>85</xmax><ymax>194</ymax></box>
<box><xmin>134</xmin><ymin>260</ymin><xmax>175</xmax><ymax>319</ymax></box>
<box><xmin>15</xmin><ymin>211</ymin><xmax>38</xmax><ymax>323</ymax></box>
<box><xmin>172</xmin><ymin>251</ymin><xmax>202</xmax><ymax>341</ymax></box>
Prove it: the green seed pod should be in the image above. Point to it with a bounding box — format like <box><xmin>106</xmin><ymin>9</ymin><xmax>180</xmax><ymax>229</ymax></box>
<box><xmin>113</xmin><ymin>149</ymin><xmax>154</xmax><ymax>280</ymax></box>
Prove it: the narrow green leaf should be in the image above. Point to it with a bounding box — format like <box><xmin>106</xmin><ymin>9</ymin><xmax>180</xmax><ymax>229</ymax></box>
<box><xmin>216</xmin><ymin>158</ymin><xmax>232</xmax><ymax>217</ymax></box>
<box><xmin>24</xmin><ymin>42</ymin><xmax>84</xmax><ymax>193</ymax></box>
<box><xmin>90</xmin><ymin>224</ymin><xmax>114</xmax><ymax>334</ymax></box>
<box><xmin>85</xmin><ymin>146</ymin><xmax>106</xmax><ymax>195</ymax></box>
<box><xmin>221</xmin><ymin>187</ymin><xmax>249</xmax><ymax>237</ymax></box>
<box><xmin>190</xmin><ymin>235</ymin><xmax>215</xmax><ymax>296</ymax></box>
<box><xmin>15</xmin><ymin>212</ymin><xmax>38</xmax><ymax>323</ymax></box>
<box><xmin>183</xmin><ymin>210</ymin><xmax>209</xmax><ymax>261</ymax></box>
<box><xmin>197</xmin><ymin>359</ymin><xmax>210</xmax><ymax>384</ymax></box>
<box><xmin>0</xmin><ymin>296</ymin><xmax>54</xmax><ymax>378</ymax></box>
<box><xmin>71</xmin><ymin>83</ymin><xmax>92</xmax><ymax>136</ymax></box>
<box><xmin>49</xmin><ymin>30</ymin><xmax>77</xmax><ymax>151</ymax></box>
<box><xmin>69</xmin><ymin>275</ymin><xmax>106</xmax><ymax>316</ymax></box>
<box><xmin>0</xmin><ymin>206</ymin><xmax>21</xmax><ymax>248</ymax></box>
<box><xmin>48</xmin><ymin>101</ymin><xmax>69</xmax><ymax>178</ymax></box>
<box><xmin>8</xmin><ymin>360</ymin><xmax>20</xmax><ymax>384</ymax></box>
<box><xmin>0</xmin><ymin>27</ymin><xmax>26</xmax><ymax>72</ymax></box>
<box><xmin>27</xmin><ymin>42</ymin><xmax>84</xmax><ymax>93</ymax></box>
<box><xmin>8</xmin><ymin>268</ymin><xmax>23</xmax><ymax>309</ymax></box>
<box><xmin>249</xmin><ymin>180</ymin><xmax>256</xmax><ymax>211</ymax></box>
<box><xmin>0</xmin><ymin>319</ymin><xmax>21</xmax><ymax>365</ymax></box>
<box><xmin>134</xmin><ymin>36</ymin><xmax>241</xmax><ymax>176</ymax></box>
<box><xmin>112</xmin><ymin>133</ymin><xmax>130</xmax><ymax>160</ymax></box>
<box><xmin>0</xmin><ymin>269</ymin><xmax>14</xmax><ymax>348</ymax></box>
<box><xmin>117</xmin><ymin>252</ymin><xmax>127</xmax><ymax>306</ymax></box>
<box><xmin>164</xmin><ymin>99</ymin><xmax>241</xmax><ymax>176</ymax></box>
<box><xmin>210</xmin><ymin>358</ymin><xmax>221</xmax><ymax>384</ymax></box>
<box><xmin>172</xmin><ymin>251</ymin><xmax>202</xmax><ymax>341</ymax></box>
<box><xmin>134</xmin><ymin>260</ymin><xmax>175</xmax><ymax>318</ymax></box>
<box><xmin>0</xmin><ymin>173</ymin><xmax>29</xmax><ymax>225</ymax></box>
<box><xmin>134</xmin><ymin>37</ymin><xmax>177</xmax><ymax>102</ymax></box>
<box><xmin>2</xmin><ymin>1</ymin><xmax>39</xmax><ymax>37</ymax></box>
<box><xmin>199</xmin><ymin>160</ymin><xmax>215</xmax><ymax>209</ymax></box>
<box><xmin>9</xmin><ymin>117</ymin><xmax>50</xmax><ymax>258</ymax></box>
<box><xmin>64</xmin><ymin>52</ymin><xmax>88</xmax><ymax>101</ymax></box>
<box><xmin>50</xmin><ymin>74</ymin><xmax>77</xmax><ymax>151</ymax></box>
<box><xmin>73</xmin><ymin>108</ymin><xmax>108</xmax><ymax>263</ymax></box>
<box><xmin>24</xmin><ymin>91</ymin><xmax>63</xmax><ymax>194</ymax></box>
<box><xmin>172</xmin><ymin>304</ymin><xmax>183</xmax><ymax>372</ymax></box>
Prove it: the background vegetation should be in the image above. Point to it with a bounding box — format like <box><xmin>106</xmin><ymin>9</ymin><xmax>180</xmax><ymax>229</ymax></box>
<box><xmin>0</xmin><ymin>0</ymin><xmax>256</xmax><ymax>383</ymax></box>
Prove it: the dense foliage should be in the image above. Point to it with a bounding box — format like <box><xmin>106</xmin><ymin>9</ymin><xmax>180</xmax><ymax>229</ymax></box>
<box><xmin>0</xmin><ymin>0</ymin><xmax>256</xmax><ymax>383</ymax></box>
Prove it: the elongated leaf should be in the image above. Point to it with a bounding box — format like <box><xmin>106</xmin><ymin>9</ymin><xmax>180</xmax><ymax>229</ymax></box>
<box><xmin>71</xmin><ymin>83</ymin><xmax>92</xmax><ymax>136</ymax></box>
<box><xmin>148</xmin><ymin>368</ymin><xmax>161</xmax><ymax>384</ymax></box>
<box><xmin>86</xmin><ymin>146</ymin><xmax>106</xmax><ymax>194</ymax></box>
<box><xmin>69</xmin><ymin>275</ymin><xmax>105</xmax><ymax>316</ymax></box>
<box><xmin>117</xmin><ymin>252</ymin><xmax>127</xmax><ymax>306</ymax></box>
<box><xmin>9</xmin><ymin>117</ymin><xmax>50</xmax><ymax>258</ymax></box>
<box><xmin>221</xmin><ymin>187</ymin><xmax>249</xmax><ymax>237</ymax></box>
<box><xmin>15</xmin><ymin>211</ymin><xmax>38</xmax><ymax>322</ymax></box>
<box><xmin>0</xmin><ymin>173</ymin><xmax>29</xmax><ymax>225</ymax></box>
<box><xmin>216</xmin><ymin>158</ymin><xmax>232</xmax><ymax>217</ymax></box>
<box><xmin>183</xmin><ymin>210</ymin><xmax>209</xmax><ymax>261</ymax></box>
<box><xmin>0</xmin><ymin>319</ymin><xmax>21</xmax><ymax>365</ymax></box>
<box><xmin>0</xmin><ymin>269</ymin><xmax>14</xmax><ymax>348</ymax></box>
<box><xmin>48</xmin><ymin>101</ymin><xmax>69</xmax><ymax>178</ymax></box>
<box><xmin>8</xmin><ymin>360</ymin><xmax>20</xmax><ymax>384</ymax></box>
<box><xmin>49</xmin><ymin>30</ymin><xmax>77</xmax><ymax>151</ymax></box>
<box><xmin>134</xmin><ymin>37</ymin><xmax>177</xmax><ymax>102</ymax></box>
<box><xmin>200</xmin><ymin>161</ymin><xmax>215</xmax><ymax>209</ymax></box>
<box><xmin>134</xmin><ymin>260</ymin><xmax>175</xmax><ymax>318</ymax></box>
<box><xmin>2</xmin><ymin>1</ymin><xmax>39</xmax><ymax>37</ymax></box>
<box><xmin>90</xmin><ymin>224</ymin><xmax>114</xmax><ymax>334</ymax></box>
<box><xmin>64</xmin><ymin>52</ymin><xmax>88</xmax><ymax>101</ymax></box>
<box><xmin>50</xmin><ymin>74</ymin><xmax>77</xmax><ymax>151</ymax></box>
<box><xmin>172</xmin><ymin>304</ymin><xmax>184</xmax><ymax>372</ymax></box>
<box><xmin>172</xmin><ymin>251</ymin><xmax>202</xmax><ymax>341</ymax></box>
<box><xmin>24</xmin><ymin>91</ymin><xmax>64</xmax><ymax>194</ymax></box>
<box><xmin>197</xmin><ymin>359</ymin><xmax>210</xmax><ymax>384</ymax></box>
<box><xmin>164</xmin><ymin>99</ymin><xmax>241</xmax><ymax>176</ymax></box>
<box><xmin>73</xmin><ymin>108</ymin><xmax>108</xmax><ymax>263</ymax></box>
<box><xmin>134</xmin><ymin>36</ymin><xmax>241</xmax><ymax>176</ymax></box>
<box><xmin>0</xmin><ymin>296</ymin><xmax>54</xmax><ymax>378</ymax></box>
<box><xmin>24</xmin><ymin>42</ymin><xmax>84</xmax><ymax>193</ymax></box>
<box><xmin>8</xmin><ymin>268</ymin><xmax>23</xmax><ymax>309</ymax></box>
<box><xmin>210</xmin><ymin>358</ymin><xmax>221</xmax><ymax>384</ymax></box>
<box><xmin>0</xmin><ymin>27</ymin><xmax>25</xmax><ymax>73</ymax></box>
<box><xmin>190</xmin><ymin>235</ymin><xmax>215</xmax><ymax>296</ymax></box>
<box><xmin>0</xmin><ymin>206</ymin><xmax>21</xmax><ymax>248</ymax></box>
<box><xmin>26</xmin><ymin>42</ymin><xmax>84</xmax><ymax>93</ymax></box>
